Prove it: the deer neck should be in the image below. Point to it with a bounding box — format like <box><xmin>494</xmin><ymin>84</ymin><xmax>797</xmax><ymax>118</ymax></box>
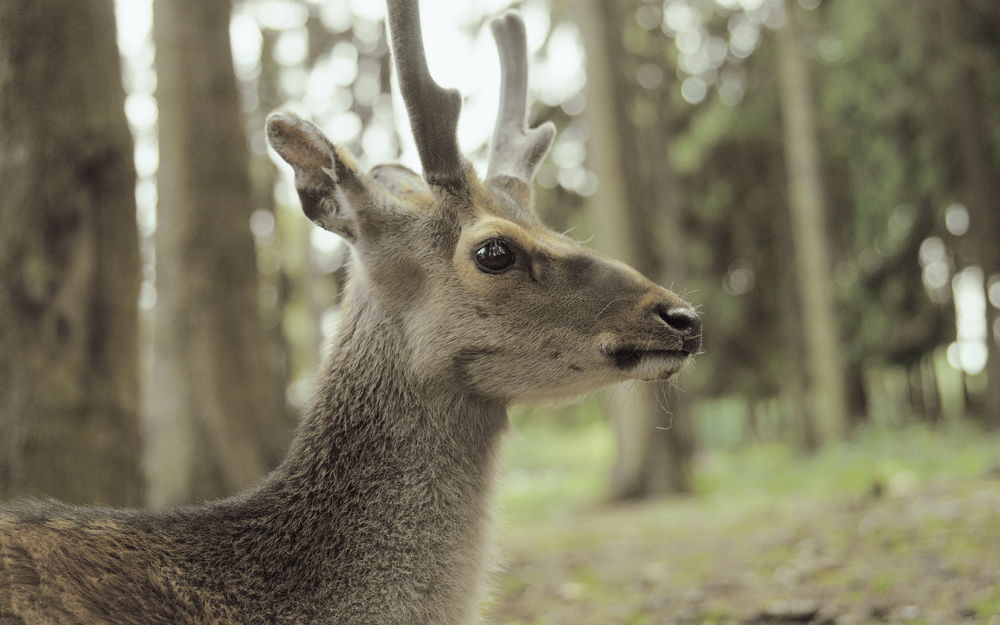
<box><xmin>262</xmin><ymin>292</ymin><xmax>509</xmax><ymax>622</ymax></box>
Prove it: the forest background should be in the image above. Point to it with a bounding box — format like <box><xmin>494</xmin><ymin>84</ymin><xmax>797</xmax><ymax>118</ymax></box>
<box><xmin>1</xmin><ymin>0</ymin><xmax>998</xmax><ymax>623</ymax></box>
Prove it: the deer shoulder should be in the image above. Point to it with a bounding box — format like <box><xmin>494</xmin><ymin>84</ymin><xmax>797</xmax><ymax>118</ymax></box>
<box><xmin>1</xmin><ymin>502</ymin><xmax>242</xmax><ymax>624</ymax></box>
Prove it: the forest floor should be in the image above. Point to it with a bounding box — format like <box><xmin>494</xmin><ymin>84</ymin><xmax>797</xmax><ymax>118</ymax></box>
<box><xmin>488</xmin><ymin>418</ymin><xmax>1000</xmax><ymax>625</ymax></box>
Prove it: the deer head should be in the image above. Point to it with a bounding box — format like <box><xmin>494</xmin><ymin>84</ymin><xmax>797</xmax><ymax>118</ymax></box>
<box><xmin>266</xmin><ymin>2</ymin><xmax>701</xmax><ymax>404</ymax></box>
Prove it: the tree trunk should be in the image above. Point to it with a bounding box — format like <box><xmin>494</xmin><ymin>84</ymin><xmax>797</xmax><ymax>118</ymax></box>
<box><xmin>607</xmin><ymin>385</ymin><xmax>694</xmax><ymax>498</ymax></box>
<box><xmin>579</xmin><ymin>0</ymin><xmax>695</xmax><ymax>498</ymax></box>
<box><xmin>774</xmin><ymin>0</ymin><xmax>850</xmax><ymax>443</ymax></box>
<box><xmin>148</xmin><ymin>0</ymin><xmax>289</xmax><ymax>506</ymax></box>
<box><xmin>939</xmin><ymin>0</ymin><xmax>1000</xmax><ymax>428</ymax></box>
<box><xmin>846</xmin><ymin>368</ymin><xmax>870</xmax><ymax>428</ymax></box>
<box><xmin>907</xmin><ymin>364</ymin><xmax>926</xmax><ymax>421</ymax></box>
<box><xmin>920</xmin><ymin>355</ymin><xmax>942</xmax><ymax>425</ymax></box>
<box><xmin>0</xmin><ymin>0</ymin><xmax>143</xmax><ymax>504</ymax></box>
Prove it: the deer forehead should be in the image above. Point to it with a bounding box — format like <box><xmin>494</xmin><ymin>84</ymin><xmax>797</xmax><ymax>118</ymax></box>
<box><xmin>455</xmin><ymin>215</ymin><xmax>650</xmax><ymax>285</ymax></box>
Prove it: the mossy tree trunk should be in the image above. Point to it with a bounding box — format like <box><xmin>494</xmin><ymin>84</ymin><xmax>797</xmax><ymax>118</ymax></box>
<box><xmin>0</xmin><ymin>0</ymin><xmax>144</xmax><ymax>504</ymax></box>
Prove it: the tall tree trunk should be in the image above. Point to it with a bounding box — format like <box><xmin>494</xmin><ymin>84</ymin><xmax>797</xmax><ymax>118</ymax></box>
<box><xmin>777</xmin><ymin>254</ymin><xmax>818</xmax><ymax>452</ymax></box>
<box><xmin>774</xmin><ymin>0</ymin><xmax>850</xmax><ymax>443</ymax></box>
<box><xmin>149</xmin><ymin>0</ymin><xmax>289</xmax><ymax>506</ymax></box>
<box><xmin>0</xmin><ymin>0</ymin><xmax>143</xmax><ymax>504</ymax></box>
<box><xmin>580</xmin><ymin>0</ymin><xmax>695</xmax><ymax>498</ymax></box>
<box><xmin>939</xmin><ymin>0</ymin><xmax>1000</xmax><ymax>428</ymax></box>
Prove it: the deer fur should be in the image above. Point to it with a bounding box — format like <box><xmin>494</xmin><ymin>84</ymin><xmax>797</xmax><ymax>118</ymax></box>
<box><xmin>0</xmin><ymin>2</ymin><xmax>702</xmax><ymax>624</ymax></box>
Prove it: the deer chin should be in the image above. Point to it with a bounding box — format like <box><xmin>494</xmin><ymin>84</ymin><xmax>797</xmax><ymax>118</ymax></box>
<box><xmin>627</xmin><ymin>351</ymin><xmax>692</xmax><ymax>381</ymax></box>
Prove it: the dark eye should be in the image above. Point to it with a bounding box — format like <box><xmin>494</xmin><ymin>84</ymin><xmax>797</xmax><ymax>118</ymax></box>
<box><xmin>475</xmin><ymin>239</ymin><xmax>516</xmax><ymax>273</ymax></box>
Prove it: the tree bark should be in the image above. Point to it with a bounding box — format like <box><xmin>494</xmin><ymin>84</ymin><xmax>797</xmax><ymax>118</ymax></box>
<box><xmin>148</xmin><ymin>0</ymin><xmax>289</xmax><ymax>505</ymax></box>
<box><xmin>774</xmin><ymin>0</ymin><xmax>850</xmax><ymax>443</ymax></box>
<box><xmin>579</xmin><ymin>0</ymin><xmax>695</xmax><ymax>498</ymax></box>
<box><xmin>0</xmin><ymin>0</ymin><xmax>143</xmax><ymax>504</ymax></box>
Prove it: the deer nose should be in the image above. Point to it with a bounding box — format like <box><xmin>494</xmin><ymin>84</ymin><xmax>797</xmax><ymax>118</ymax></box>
<box><xmin>655</xmin><ymin>305</ymin><xmax>701</xmax><ymax>337</ymax></box>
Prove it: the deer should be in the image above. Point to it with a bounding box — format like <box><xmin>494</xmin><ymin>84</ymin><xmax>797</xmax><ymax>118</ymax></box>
<box><xmin>0</xmin><ymin>1</ymin><xmax>702</xmax><ymax>623</ymax></box>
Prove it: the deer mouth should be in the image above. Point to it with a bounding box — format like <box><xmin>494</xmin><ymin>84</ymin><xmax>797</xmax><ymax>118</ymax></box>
<box><xmin>604</xmin><ymin>346</ymin><xmax>691</xmax><ymax>371</ymax></box>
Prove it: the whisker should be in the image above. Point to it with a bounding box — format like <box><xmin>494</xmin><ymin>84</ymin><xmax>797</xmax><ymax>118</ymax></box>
<box><xmin>653</xmin><ymin>383</ymin><xmax>674</xmax><ymax>430</ymax></box>
<box><xmin>671</xmin><ymin>371</ymin><xmax>689</xmax><ymax>392</ymax></box>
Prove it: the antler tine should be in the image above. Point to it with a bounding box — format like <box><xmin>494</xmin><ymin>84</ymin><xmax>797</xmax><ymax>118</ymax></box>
<box><xmin>487</xmin><ymin>12</ymin><xmax>556</xmax><ymax>185</ymax></box>
<box><xmin>386</xmin><ymin>0</ymin><xmax>464</xmax><ymax>187</ymax></box>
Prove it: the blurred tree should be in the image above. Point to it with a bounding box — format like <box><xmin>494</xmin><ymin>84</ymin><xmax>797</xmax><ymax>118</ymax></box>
<box><xmin>0</xmin><ymin>0</ymin><xmax>144</xmax><ymax>504</ymax></box>
<box><xmin>234</xmin><ymin>15</ymin><xmax>299</xmax><ymax>434</ymax></box>
<box><xmin>148</xmin><ymin>0</ymin><xmax>290</xmax><ymax>505</ymax></box>
<box><xmin>774</xmin><ymin>0</ymin><xmax>849</xmax><ymax>442</ymax></box>
<box><xmin>557</xmin><ymin>0</ymin><xmax>993</xmax><ymax>453</ymax></box>
<box><xmin>938</xmin><ymin>0</ymin><xmax>1000</xmax><ymax>427</ymax></box>
<box><xmin>642</xmin><ymin>0</ymin><xmax>971</xmax><ymax>449</ymax></box>
<box><xmin>580</xmin><ymin>0</ymin><xmax>696</xmax><ymax>497</ymax></box>
<box><xmin>812</xmin><ymin>0</ymin><xmax>956</xmax><ymax>428</ymax></box>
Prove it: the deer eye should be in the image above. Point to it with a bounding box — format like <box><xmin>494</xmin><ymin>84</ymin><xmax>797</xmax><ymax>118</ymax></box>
<box><xmin>475</xmin><ymin>239</ymin><xmax>516</xmax><ymax>273</ymax></box>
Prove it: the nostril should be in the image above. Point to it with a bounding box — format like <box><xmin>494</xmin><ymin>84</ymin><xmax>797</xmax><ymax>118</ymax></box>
<box><xmin>656</xmin><ymin>305</ymin><xmax>700</xmax><ymax>334</ymax></box>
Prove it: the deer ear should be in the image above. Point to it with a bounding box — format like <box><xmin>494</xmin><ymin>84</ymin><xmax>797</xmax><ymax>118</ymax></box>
<box><xmin>266</xmin><ymin>112</ymin><xmax>367</xmax><ymax>241</ymax></box>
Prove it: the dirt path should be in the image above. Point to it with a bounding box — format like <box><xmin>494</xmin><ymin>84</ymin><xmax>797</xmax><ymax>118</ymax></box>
<box><xmin>490</xmin><ymin>477</ymin><xmax>1000</xmax><ymax>625</ymax></box>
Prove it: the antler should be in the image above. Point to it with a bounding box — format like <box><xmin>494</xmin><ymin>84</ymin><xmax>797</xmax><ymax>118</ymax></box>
<box><xmin>486</xmin><ymin>12</ymin><xmax>555</xmax><ymax>184</ymax></box>
<box><xmin>386</xmin><ymin>0</ymin><xmax>464</xmax><ymax>187</ymax></box>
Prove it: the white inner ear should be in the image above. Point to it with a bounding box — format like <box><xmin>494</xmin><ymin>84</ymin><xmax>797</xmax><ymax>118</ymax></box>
<box><xmin>309</xmin><ymin>164</ymin><xmax>358</xmax><ymax>237</ymax></box>
<box><xmin>302</xmin><ymin>188</ymin><xmax>357</xmax><ymax>242</ymax></box>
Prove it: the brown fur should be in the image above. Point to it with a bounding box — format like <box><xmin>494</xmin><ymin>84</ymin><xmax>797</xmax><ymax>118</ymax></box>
<box><xmin>0</xmin><ymin>5</ymin><xmax>701</xmax><ymax>623</ymax></box>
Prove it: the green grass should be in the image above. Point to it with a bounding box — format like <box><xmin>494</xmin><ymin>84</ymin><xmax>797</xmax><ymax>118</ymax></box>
<box><xmin>500</xmin><ymin>406</ymin><xmax>1000</xmax><ymax>525</ymax></box>
<box><xmin>695</xmin><ymin>421</ymin><xmax>999</xmax><ymax>500</ymax></box>
<box><xmin>490</xmin><ymin>414</ymin><xmax>1000</xmax><ymax>625</ymax></box>
<box><xmin>975</xmin><ymin>587</ymin><xmax>1000</xmax><ymax>619</ymax></box>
